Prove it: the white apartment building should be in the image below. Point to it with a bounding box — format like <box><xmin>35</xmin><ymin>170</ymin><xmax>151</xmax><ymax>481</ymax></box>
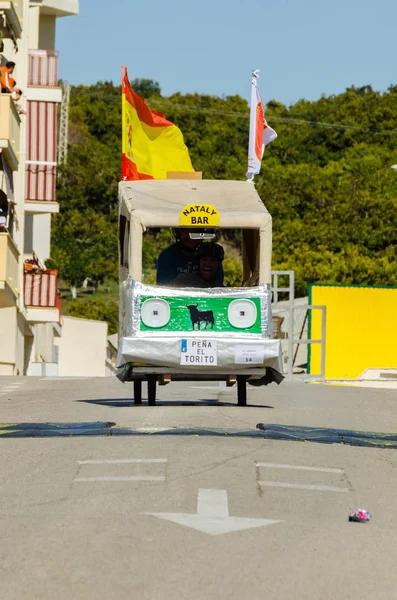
<box><xmin>0</xmin><ymin>0</ymin><xmax>79</xmax><ymax>375</ymax></box>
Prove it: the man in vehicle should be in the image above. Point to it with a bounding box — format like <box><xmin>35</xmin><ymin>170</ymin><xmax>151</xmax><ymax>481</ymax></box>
<box><xmin>171</xmin><ymin>241</ymin><xmax>225</xmax><ymax>288</ymax></box>
<box><xmin>156</xmin><ymin>229</ymin><xmax>224</xmax><ymax>285</ymax></box>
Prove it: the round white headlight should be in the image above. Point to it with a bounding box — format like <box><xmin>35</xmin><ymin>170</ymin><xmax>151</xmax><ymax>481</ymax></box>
<box><xmin>228</xmin><ymin>299</ymin><xmax>257</xmax><ymax>329</ymax></box>
<box><xmin>141</xmin><ymin>298</ymin><xmax>170</xmax><ymax>328</ymax></box>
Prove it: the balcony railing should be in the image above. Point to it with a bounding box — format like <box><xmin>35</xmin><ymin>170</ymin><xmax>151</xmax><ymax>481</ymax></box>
<box><xmin>0</xmin><ymin>94</ymin><xmax>20</xmax><ymax>170</ymax></box>
<box><xmin>24</xmin><ymin>270</ymin><xmax>60</xmax><ymax>312</ymax></box>
<box><xmin>0</xmin><ymin>232</ymin><xmax>19</xmax><ymax>306</ymax></box>
<box><xmin>28</xmin><ymin>50</ymin><xmax>59</xmax><ymax>87</ymax></box>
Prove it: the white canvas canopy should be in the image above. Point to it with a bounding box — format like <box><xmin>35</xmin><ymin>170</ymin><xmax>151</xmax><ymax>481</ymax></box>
<box><xmin>119</xmin><ymin>179</ymin><xmax>272</xmax><ymax>285</ymax></box>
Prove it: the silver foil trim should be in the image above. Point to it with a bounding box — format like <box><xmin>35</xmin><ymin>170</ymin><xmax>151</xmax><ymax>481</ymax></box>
<box><xmin>120</xmin><ymin>279</ymin><xmax>272</xmax><ymax>339</ymax></box>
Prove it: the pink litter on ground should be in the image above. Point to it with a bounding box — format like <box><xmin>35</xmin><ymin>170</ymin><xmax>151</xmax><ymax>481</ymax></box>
<box><xmin>349</xmin><ymin>509</ymin><xmax>372</xmax><ymax>523</ymax></box>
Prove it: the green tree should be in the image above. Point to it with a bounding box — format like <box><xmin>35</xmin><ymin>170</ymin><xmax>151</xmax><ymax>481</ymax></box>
<box><xmin>223</xmin><ymin>257</ymin><xmax>243</xmax><ymax>287</ymax></box>
<box><xmin>66</xmin><ymin>298</ymin><xmax>119</xmax><ymax>334</ymax></box>
<box><xmin>54</xmin><ymin>78</ymin><xmax>397</xmax><ymax>310</ymax></box>
<box><xmin>52</xmin><ymin>209</ymin><xmax>118</xmax><ymax>293</ymax></box>
<box><xmin>130</xmin><ymin>78</ymin><xmax>161</xmax><ymax>98</ymax></box>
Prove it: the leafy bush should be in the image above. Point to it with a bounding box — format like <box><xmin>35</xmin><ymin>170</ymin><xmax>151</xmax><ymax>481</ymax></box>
<box><xmin>223</xmin><ymin>256</ymin><xmax>243</xmax><ymax>287</ymax></box>
<box><xmin>55</xmin><ymin>80</ymin><xmax>397</xmax><ymax>303</ymax></box>
<box><xmin>65</xmin><ymin>298</ymin><xmax>119</xmax><ymax>334</ymax></box>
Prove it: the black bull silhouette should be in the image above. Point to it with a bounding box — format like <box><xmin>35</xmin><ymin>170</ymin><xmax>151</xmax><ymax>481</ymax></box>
<box><xmin>186</xmin><ymin>304</ymin><xmax>215</xmax><ymax>330</ymax></box>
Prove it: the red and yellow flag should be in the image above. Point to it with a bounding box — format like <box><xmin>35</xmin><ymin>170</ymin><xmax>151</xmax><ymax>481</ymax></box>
<box><xmin>246</xmin><ymin>70</ymin><xmax>277</xmax><ymax>178</ymax></box>
<box><xmin>121</xmin><ymin>66</ymin><xmax>194</xmax><ymax>180</ymax></box>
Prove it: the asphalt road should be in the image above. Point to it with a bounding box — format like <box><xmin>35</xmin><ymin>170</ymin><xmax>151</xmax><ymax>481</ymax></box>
<box><xmin>1</xmin><ymin>376</ymin><xmax>397</xmax><ymax>600</ymax></box>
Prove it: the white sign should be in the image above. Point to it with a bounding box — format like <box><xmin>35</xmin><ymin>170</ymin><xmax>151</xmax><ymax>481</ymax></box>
<box><xmin>235</xmin><ymin>345</ymin><xmax>265</xmax><ymax>365</ymax></box>
<box><xmin>180</xmin><ymin>339</ymin><xmax>217</xmax><ymax>366</ymax></box>
<box><xmin>145</xmin><ymin>488</ymin><xmax>282</xmax><ymax>536</ymax></box>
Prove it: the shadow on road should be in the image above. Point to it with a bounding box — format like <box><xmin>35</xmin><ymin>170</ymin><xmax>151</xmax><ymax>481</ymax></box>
<box><xmin>77</xmin><ymin>398</ymin><xmax>274</xmax><ymax>409</ymax></box>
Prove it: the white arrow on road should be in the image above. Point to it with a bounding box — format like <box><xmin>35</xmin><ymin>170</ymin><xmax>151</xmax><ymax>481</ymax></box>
<box><xmin>145</xmin><ymin>488</ymin><xmax>282</xmax><ymax>536</ymax></box>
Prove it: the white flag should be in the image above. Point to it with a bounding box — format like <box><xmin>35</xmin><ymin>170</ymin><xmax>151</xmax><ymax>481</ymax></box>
<box><xmin>246</xmin><ymin>70</ymin><xmax>277</xmax><ymax>178</ymax></box>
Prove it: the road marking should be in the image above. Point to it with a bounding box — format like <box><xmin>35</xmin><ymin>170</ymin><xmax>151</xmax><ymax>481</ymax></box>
<box><xmin>255</xmin><ymin>462</ymin><xmax>344</xmax><ymax>474</ymax></box>
<box><xmin>256</xmin><ymin>461</ymin><xmax>350</xmax><ymax>493</ymax></box>
<box><xmin>75</xmin><ymin>458</ymin><xmax>168</xmax><ymax>484</ymax></box>
<box><xmin>0</xmin><ymin>382</ymin><xmax>25</xmax><ymax>395</ymax></box>
<box><xmin>258</xmin><ymin>481</ymin><xmax>349</xmax><ymax>493</ymax></box>
<box><xmin>146</xmin><ymin>488</ymin><xmax>282</xmax><ymax>536</ymax></box>
<box><xmin>40</xmin><ymin>377</ymin><xmax>94</xmax><ymax>380</ymax></box>
<box><xmin>75</xmin><ymin>476</ymin><xmax>166</xmax><ymax>482</ymax></box>
<box><xmin>77</xmin><ymin>459</ymin><xmax>167</xmax><ymax>464</ymax></box>
<box><xmin>197</xmin><ymin>489</ymin><xmax>228</xmax><ymax>517</ymax></box>
<box><xmin>1</xmin><ymin>384</ymin><xmax>22</xmax><ymax>388</ymax></box>
<box><xmin>191</xmin><ymin>386</ymin><xmax>224</xmax><ymax>390</ymax></box>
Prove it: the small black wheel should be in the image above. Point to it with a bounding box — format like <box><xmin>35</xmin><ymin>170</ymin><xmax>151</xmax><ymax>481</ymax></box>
<box><xmin>237</xmin><ymin>376</ymin><xmax>247</xmax><ymax>406</ymax></box>
<box><xmin>147</xmin><ymin>376</ymin><xmax>157</xmax><ymax>406</ymax></box>
<box><xmin>133</xmin><ymin>380</ymin><xmax>142</xmax><ymax>405</ymax></box>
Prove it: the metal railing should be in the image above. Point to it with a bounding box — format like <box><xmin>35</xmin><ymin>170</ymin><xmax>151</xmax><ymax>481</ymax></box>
<box><xmin>28</xmin><ymin>50</ymin><xmax>59</xmax><ymax>87</ymax></box>
<box><xmin>24</xmin><ymin>270</ymin><xmax>59</xmax><ymax>309</ymax></box>
<box><xmin>287</xmin><ymin>304</ymin><xmax>327</xmax><ymax>380</ymax></box>
<box><xmin>271</xmin><ymin>271</ymin><xmax>327</xmax><ymax>380</ymax></box>
<box><xmin>271</xmin><ymin>270</ymin><xmax>295</xmax><ymax>307</ymax></box>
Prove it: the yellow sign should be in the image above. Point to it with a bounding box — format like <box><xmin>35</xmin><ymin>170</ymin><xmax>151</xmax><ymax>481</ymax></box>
<box><xmin>179</xmin><ymin>204</ymin><xmax>220</xmax><ymax>227</ymax></box>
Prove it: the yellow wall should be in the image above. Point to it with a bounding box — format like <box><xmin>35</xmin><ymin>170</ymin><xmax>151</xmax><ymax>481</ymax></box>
<box><xmin>309</xmin><ymin>284</ymin><xmax>397</xmax><ymax>379</ymax></box>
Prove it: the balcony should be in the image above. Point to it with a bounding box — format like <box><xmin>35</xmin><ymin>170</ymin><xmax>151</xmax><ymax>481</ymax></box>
<box><xmin>0</xmin><ymin>1</ymin><xmax>23</xmax><ymax>39</ymax></box>
<box><xmin>40</xmin><ymin>0</ymin><xmax>79</xmax><ymax>17</ymax></box>
<box><xmin>24</xmin><ymin>270</ymin><xmax>61</xmax><ymax>322</ymax></box>
<box><xmin>0</xmin><ymin>232</ymin><xmax>19</xmax><ymax>307</ymax></box>
<box><xmin>25</xmin><ymin>97</ymin><xmax>58</xmax><ymax>204</ymax></box>
<box><xmin>28</xmin><ymin>50</ymin><xmax>59</xmax><ymax>87</ymax></box>
<box><xmin>0</xmin><ymin>95</ymin><xmax>20</xmax><ymax>170</ymax></box>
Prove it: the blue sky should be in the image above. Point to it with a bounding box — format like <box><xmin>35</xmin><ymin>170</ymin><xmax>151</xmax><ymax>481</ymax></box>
<box><xmin>57</xmin><ymin>0</ymin><xmax>397</xmax><ymax>106</ymax></box>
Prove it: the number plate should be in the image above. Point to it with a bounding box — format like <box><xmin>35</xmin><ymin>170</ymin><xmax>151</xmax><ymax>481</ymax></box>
<box><xmin>234</xmin><ymin>345</ymin><xmax>265</xmax><ymax>365</ymax></box>
<box><xmin>180</xmin><ymin>339</ymin><xmax>218</xmax><ymax>366</ymax></box>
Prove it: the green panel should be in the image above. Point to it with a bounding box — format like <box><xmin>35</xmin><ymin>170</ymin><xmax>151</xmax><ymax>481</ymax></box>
<box><xmin>140</xmin><ymin>295</ymin><xmax>262</xmax><ymax>334</ymax></box>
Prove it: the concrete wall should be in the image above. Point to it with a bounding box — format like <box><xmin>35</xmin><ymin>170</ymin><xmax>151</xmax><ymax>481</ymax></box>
<box><xmin>24</xmin><ymin>213</ymin><xmax>51</xmax><ymax>264</ymax></box>
<box><xmin>41</xmin><ymin>0</ymin><xmax>79</xmax><ymax>17</ymax></box>
<box><xmin>0</xmin><ymin>307</ymin><xmax>17</xmax><ymax>368</ymax></box>
<box><xmin>24</xmin><ymin>214</ymin><xmax>33</xmax><ymax>254</ymax></box>
<box><xmin>28</xmin><ymin>6</ymin><xmax>40</xmax><ymax>49</ymax></box>
<box><xmin>55</xmin><ymin>316</ymin><xmax>108</xmax><ymax>376</ymax></box>
<box><xmin>23</xmin><ymin>331</ymin><xmax>34</xmax><ymax>374</ymax></box>
<box><xmin>0</xmin><ymin>307</ymin><xmax>25</xmax><ymax>375</ymax></box>
<box><xmin>38</xmin><ymin>15</ymin><xmax>56</xmax><ymax>50</ymax></box>
<box><xmin>31</xmin><ymin>322</ymin><xmax>57</xmax><ymax>363</ymax></box>
<box><xmin>16</xmin><ymin>310</ymin><xmax>25</xmax><ymax>375</ymax></box>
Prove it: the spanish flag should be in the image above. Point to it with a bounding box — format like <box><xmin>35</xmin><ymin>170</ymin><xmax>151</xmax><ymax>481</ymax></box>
<box><xmin>122</xmin><ymin>66</ymin><xmax>194</xmax><ymax>180</ymax></box>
